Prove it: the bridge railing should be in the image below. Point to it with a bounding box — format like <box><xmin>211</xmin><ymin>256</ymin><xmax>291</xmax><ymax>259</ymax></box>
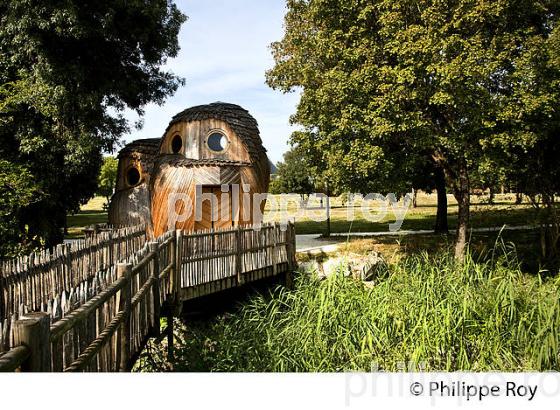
<box><xmin>0</xmin><ymin>224</ymin><xmax>147</xmax><ymax>353</ymax></box>
<box><xmin>0</xmin><ymin>231</ymin><xmax>176</xmax><ymax>372</ymax></box>
<box><xmin>0</xmin><ymin>222</ymin><xmax>296</xmax><ymax>372</ymax></box>
<box><xmin>179</xmin><ymin>222</ymin><xmax>297</xmax><ymax>300</ymax></box>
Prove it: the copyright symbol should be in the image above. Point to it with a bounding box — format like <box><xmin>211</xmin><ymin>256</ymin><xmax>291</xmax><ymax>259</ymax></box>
<box><xmin>410</xmin><ymin>382</ymin><xmax>424</xmax><ymax>396</ymax></box>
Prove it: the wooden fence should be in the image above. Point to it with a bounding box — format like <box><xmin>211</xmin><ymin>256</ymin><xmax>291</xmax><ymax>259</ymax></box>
<box><xmin>0</xmin><ymin>225</ymin><xmax>147</xmax><ymax>353</ymax></box>
<box><xmin>180</xmin><ymin>223</ymin><xmax>296</xmax><ymax>300</ymax></box>
<box><xmin>0</xmin><ymin>222</ymin><xmax>296</xmax><ymax>372</ymax></box>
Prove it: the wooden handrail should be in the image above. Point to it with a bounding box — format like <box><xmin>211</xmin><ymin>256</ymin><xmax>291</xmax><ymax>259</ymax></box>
<box><xmin>50</xmin><ymin>275</ymin><xmax>128</xmax><ymax>341</ymax></box>
<box><xmin>0</xmin><ymin>346</ymin><xmax>30</xmax><ymax>372</ymax></box>
<box><xmin>131</xmin><ymin>250</ymin><xmax>156</xmax><ymax>275</ymax></box>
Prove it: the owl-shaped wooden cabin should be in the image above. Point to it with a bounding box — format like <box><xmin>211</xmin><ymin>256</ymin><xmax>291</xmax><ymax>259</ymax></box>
<box><xmin>108</xmin><ymin>138</ymin><xmax>159</xmax><ymax>230</ymax></box>
<box><xmin>109</xmin><ymin>102</ymin><xmax>270</xmax><ymax>237</ymax></box>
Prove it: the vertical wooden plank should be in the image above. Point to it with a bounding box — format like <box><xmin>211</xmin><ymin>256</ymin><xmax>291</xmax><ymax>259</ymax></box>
<box><xmin>272</xmin><ymin>225</ymin><xmax>278</xmax><ymax>276</ymax></box>
<box><xmin>170</xmin><ymin>232</ymin><xmax>177</xmax><ymax>297</ymax></box>
<box><xmin>148</xmin><ymin>242</ymin><xmax>161</xmax><ymax>337</ymax></box>
<box><xmin>116</xmin><ymin>263</ymin><xmax>132</xmax><ymax>372</ymax></box>
<box><xmin>236</xmin><ymin>226</ymin><xmax>243</xmax><ymax>285</ymax></box>
<box><xmin>175</xmin><ymin>229</ymin><xmax>183</xmax><ymax>293</ymax></box>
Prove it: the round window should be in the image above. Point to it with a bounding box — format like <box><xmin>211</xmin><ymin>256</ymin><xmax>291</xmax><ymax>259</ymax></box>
<box><xmin>206</xmin><ymin>132</ymin><xmax>229</xmax><ymax>153</ymax></box>
<box><xmin>126</xmin><ymin>166</ymin><xmax>141</xmax><ymax>187</ymax></box>
<box><xmin>171</xmin><ymin>134</ymin><xmax>183</xmax><ymax>154</ymax></box>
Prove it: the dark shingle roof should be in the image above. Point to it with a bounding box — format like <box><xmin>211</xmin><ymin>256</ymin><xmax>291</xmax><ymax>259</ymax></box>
<box><xmin>118</xmin><ymin>138</ymin><xmax>160</xmax><ymax>158</ymax></box>
<box><xmin>164</xmin><ymin>102</ymin><xmax>267</xmax><ymax>162</ymax></box>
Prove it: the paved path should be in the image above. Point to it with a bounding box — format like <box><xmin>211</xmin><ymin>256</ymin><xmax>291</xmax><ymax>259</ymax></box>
<box><xmin>295</xmin><ymin>224</ymin><xmax>537</xmax><ymax>253</ymax></box>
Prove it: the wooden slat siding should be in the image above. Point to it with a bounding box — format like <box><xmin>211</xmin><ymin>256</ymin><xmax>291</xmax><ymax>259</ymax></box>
<box><xmin>162</xmin><ymin>118</ymin><xmax>251</xmax><ymax>163</ymax></box>
<box><xmin>151</xmin><ymin>163</ymin><xmax>197</xmax><ymax>237</ymax></box>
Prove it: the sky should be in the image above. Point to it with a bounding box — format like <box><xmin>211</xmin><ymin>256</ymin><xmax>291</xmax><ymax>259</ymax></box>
<box><xmin>122</xmin><ymin>0</ymin><xmax>300</xmax><ymax>163</ymax></box>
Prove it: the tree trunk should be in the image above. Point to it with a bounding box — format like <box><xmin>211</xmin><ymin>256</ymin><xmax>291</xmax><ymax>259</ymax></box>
<box><xmin>540</xmin><ymin>193</ymin><xmax>559</xmax><ymax>262</ymax></box>
<box><xmin>488</xmin><ymin>187</ymin><xmax>495</xmax><ymax>205</ymax></box>
<box><xmin>515</xmin><ymin>192</ymin><xmax>523</xmax><ymax>205</ymax></box>
<box><xmin>434</xmin><ymin>167</ymin><xmax>448</xmax><ymax>234</ymax></box>
<box><xmin>324</xmin><ymin>182</ymin><xmax>331</xmax><ymax>238</ymax></box>
<box><xmin>412</xmin><ymin>189</ymin><xmax>418</xmax><ymax>208</ymax></box>
<box><xmin>453</xmin><ymin>164</ymin><xmax>470</xmax><ymax>260</ymax></box>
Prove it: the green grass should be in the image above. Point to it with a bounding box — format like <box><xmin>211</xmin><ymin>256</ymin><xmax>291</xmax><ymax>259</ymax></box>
<box><xmin>287</xmin><ymin>205</ymin><xmax>538</xmax><ymax>235</ymax></box>
<box><xmin>135</xmin><ymin>243</ymin><xmax>560</xmax><ymax>372</ymax></box>
<box><xmin>263</xmin><ymin>193</ymin><xmax>539</xmax><ymax>235</ymax></box>
<box><xmin>299</xmin><ymin>229</ymin><xmax>546</xmax><ymax>273</ymax></box>
<box><xmin>70</xmin><ymin>193</ymin><xmax>538</xmax><ymax>240</ymax></box>
<box><xmin>65</xmin><ymin>197</ymin><xmax>108</xmax><ymax>239</ymax></box>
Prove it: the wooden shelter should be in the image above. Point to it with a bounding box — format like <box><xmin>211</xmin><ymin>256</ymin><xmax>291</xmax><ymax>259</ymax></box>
<box><xmin>109</xmin><ymin>102</ymin><xmax>270</xmax><ymax>237</ymax></box>
<box><xmin>108</xmin><ymin>138</ymin><xmax>159</xmax><ymax>234</ymax></box>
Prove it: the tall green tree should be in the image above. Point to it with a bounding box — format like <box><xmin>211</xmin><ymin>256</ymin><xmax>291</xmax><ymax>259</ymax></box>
<box><xmin>491</xmin><ymin>22</ymin><xmax>560</xmax><ymax>262</ymax></box>
<box><xmin>0</xmin><ymin>0</ymin><xmax>186</xmax><ymax>250</ymax></box>
<box><xmin>269</xmin><ymin>146</ymin><xmax>315</xmax><ymax>199</ymax></box>
<box><xmin>97</xmin><ymin>156</ymin><xmax>119</xmax><ymax>209</ymax></box>
<box><xmin>267</xmin><ymin>0</ymin><xmax>559</xmax><ymax>259</ymax></box>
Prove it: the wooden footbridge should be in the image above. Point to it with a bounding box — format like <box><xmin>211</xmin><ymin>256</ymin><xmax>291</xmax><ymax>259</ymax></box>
<box><xmin>0</xmin><ymin>222</ymin><xmax>296</xmax><ymax>372</ymax></box>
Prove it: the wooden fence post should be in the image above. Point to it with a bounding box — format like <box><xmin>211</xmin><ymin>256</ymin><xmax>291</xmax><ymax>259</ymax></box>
<box><xmin>65</xmin><ymin>243</ymin><xmax>72</xmax><ymax>290</ymax></box>
<box><xmin>236</xmin><ymin>225</ymin><xmax>243</xmax><ymax>285</ymax></box>
<box><xmin>174</xmin><ymin>230</ymin><xmax>182</xmax><ymax>297</ymax></box>
<box><xmin>169</xmin><ymin>232</ymin><xmax>176</xmax><ymax>297</ymax></box>
<box><xmin>148</xmin><ymin>242</ymin><xmax>161</xmax><ymax>337</ymax></box>
<box><xmin>116</xmin><ymin>263</ymin><xmax>132</xmax><ymax>372</ymax></box>
<box><xmin>286</xmin><ymin>222</ymin><xmax>296</xmax><ymax>289</ymax></box>
<box><xmin>166</xmin><ymin>230</ymin><xmax>183</xmax><ymax>363</ymax></box>
<box><xmin>14</xmin><ymin>312</ymin><xmax>51</xmax><ymax>372</ymax></box>
<box><xmin>289</xmin><ymin>221</ymin><xmax>297</xmax><ymax>269</ymax></box>
<box><xmin>272</xmin><ymin>224</ymin><xmax>278</xmax><ymax>276</ymax></box>
<box><xmin>108</xmin><ymin>232</ymin><xmax>114</xmax><ymax>267</ymax></box>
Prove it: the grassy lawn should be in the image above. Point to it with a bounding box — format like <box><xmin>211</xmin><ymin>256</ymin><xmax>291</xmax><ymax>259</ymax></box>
<box><xmin>65</xmin><ymin>196</ymin><xmax>108</xmax><ymax>239</ymax></box>
<box><xmin>263</xmin><ymin>192</ymin><xmax>537</xmax><ymax>235</ymax></box>
<box><xmin>298</xmin><ymin>229</ymin><xmax>546</xmax><ymax>274</ymax></box>
<box><xmin>67</xmin><ymin>192</ymin><xmax>538</xmax><ymax>239</ymax></box>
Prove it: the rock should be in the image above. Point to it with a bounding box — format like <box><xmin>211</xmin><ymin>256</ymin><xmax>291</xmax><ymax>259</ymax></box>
<box><xmin>319</xmin><ymin>256</ymin><xmax>352</xmax><ymax>279</ymax></box>
<box><xmin>302</xmin><ymin>252</ymin><xmax>387</xmax><ymax>282</ymax></box>
<box><xmin>299</xmin><ymin>260</ymin><xmax>321</xmax><ymax>275</ymax></box>
<box><xmin>352</xmin><ymin>252</ymin><xmax>386</xmax><ymax>281</ymax></box>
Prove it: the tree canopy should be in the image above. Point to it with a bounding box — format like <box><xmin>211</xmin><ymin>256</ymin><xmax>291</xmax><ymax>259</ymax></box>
<box><xmin>269</xmin><ymin>145</ymin><xmax>315</xmax><ymax>196</ymax></box>
<box><xmin>494</xmin><ymin>22</ymin><xmax>560</xmax><ymax>260</ymax></box>
<box><xmin>0</xmin><ymin>0</ymin><xmax>186</xmax><ymax>253</ymax></box>
<box><xmin>97</xmin><ymin>156</ymin><xmax>119</xmax><ymax>209</ymax></box>
<box><xmin>267</xmin><ymin>0</ymin><xmax>560</xmax><ymax>258</ymax></box>
<box><xmin>0</xmin><ymin>160</ymin><xmax>43</xmax><ymax>257</ymax></box>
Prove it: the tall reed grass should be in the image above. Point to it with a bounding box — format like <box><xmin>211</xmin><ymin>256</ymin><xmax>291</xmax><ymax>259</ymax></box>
<box><xmin>137</xmin><ymin>245</ymin><xmax>560</xmax><ymax>372</ymax></box>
